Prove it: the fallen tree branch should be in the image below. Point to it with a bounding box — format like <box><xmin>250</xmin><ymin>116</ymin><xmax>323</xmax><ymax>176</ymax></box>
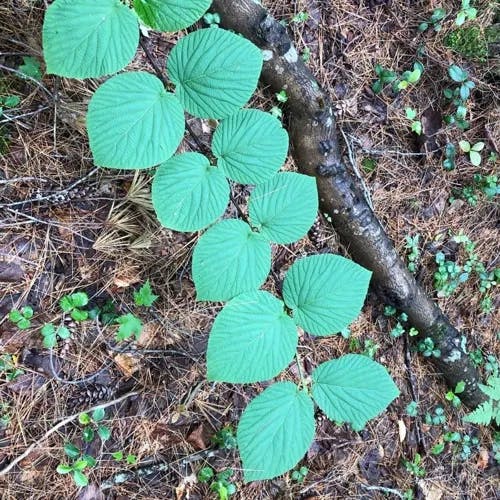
<box><xmin>212</xmin><ymin>0</ymin><xmax>486</xmax><ymax>408</ymax></box>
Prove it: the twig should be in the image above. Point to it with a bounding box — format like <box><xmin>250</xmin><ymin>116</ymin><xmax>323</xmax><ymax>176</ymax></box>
<box><xmin>0</xmin><ymin>391</ymin><xmax>139</xmax><ymax>476</ymax></box>
<box><xmin>0</xmin><ymin>167</ymin><xmax>99</xmax><ymax>209</ymax></box>
<box><xmin>360</xmin><ymin>483</ymin><xmax>404</xmax><ymax>499</ymax></box>
<box><xmin>0</xmin><ymin>176</ymin><xmax>50</xmax><ymax>185</ymax></box>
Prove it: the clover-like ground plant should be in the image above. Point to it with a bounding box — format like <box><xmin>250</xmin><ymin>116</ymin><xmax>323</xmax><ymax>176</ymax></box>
<box><xmin>42</xmin><ymin>0</ymin><xmax>399</xmax><ymax>481</ymax></box>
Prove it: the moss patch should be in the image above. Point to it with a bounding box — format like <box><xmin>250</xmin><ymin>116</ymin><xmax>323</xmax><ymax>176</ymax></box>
<box><xmin>445</xmin><ymin>25</ymin><xmax>488</xmax><ymax>61</ymax></box>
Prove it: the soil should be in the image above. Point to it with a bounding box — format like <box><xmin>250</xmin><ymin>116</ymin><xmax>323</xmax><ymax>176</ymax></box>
<box><xmin>0</xmin><ymin>1</ymin><xmax>499</xmax><ymax>499</ymax></box>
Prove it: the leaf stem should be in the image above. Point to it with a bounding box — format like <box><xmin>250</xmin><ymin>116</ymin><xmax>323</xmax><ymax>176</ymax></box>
<box><xmin>295</xmin><ymin>350</ymin><xmax>306</xmax><ymax>388</ymax></box>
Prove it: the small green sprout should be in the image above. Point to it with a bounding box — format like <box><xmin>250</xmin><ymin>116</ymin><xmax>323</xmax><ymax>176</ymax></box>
<box><xmin>406</xmin><ymin>401</ymin><xmax>418</xmax><ymax>417</ymax></box>
<box><xmin>133</xmin><ymin>280</ymin><xmax>158</xmax><ymax>307</ymax></box>
<box><xmin>417</xmin><ymin>337</ymin><xmax>441</xmax><ymax>358</ymax></box>
<box><xmin>18</xmin><ymin>56</ymin><xmax>42</xmax><ymax>81</ymax></box>
<box><xmin>115</xmin><ymin>313</ymin><xmax>143</xmax><ymax>342</ymax></box>
<box><xmin>418</xmin><ymin>8</ymin><xmax>447</xmax><ymax>32</ymax></box>
<box><xmin>0</xmin><ymin>354</ymin><xmax>24</xmax><ymax>382</ymax></box>
<box><xmin>198</xmin><ymin>467</ymin><xmax>236</xmax><ymax>499</ymax></box>
<box><xmin>405</xmin><ymin>234</ymin><xmax>420</xmax><ymax>272</ymax></box>
<box><xmin>270</xmin><ymin>106</ymin><xmax>282</xmax><ymax>119</ymax></box>
<box><xmin>60</xmin><ymin>292</ymin><xmax>89</xmax><ymax>321</ymax></box>
<box><xmin>203</xmin><ymin>12</ymin><xmax>221</xmax><ymax>27</ymax></box>
<box><xmin>425</xmin><ymin>406</ymin><xmax>446</xmax><ymax>425</ymax></box>
<box><xmin>443</xmin><ymin>143</ymin><xmax>457</xmax><ymax>170</ymax></box>
<box><xmin>8</xmin><ymin>306</ymin><xmax>33</xmax><ymax>330</ymax></box>
<box><xmin>301</xmin><ymin>46</ymin><xmax>311</xmax><ymax>63</ymax></box>
<box><xmin>275</xmin><ymin>89</ymin><xmax>288</xmax><ymax>103</ymax></box>
<box><xmin>445</xmin><ymin>380</ymin><xmax>465</xmax><ymax>407</ymax></box>
<box><xmin>211</xmin><ymin>425</ymin><xmax>237</xmax><ymax>450</ymax></box>
<box><xmin>402</xmin><ymin>453</ymin><xmax>425</xmax><ymax>477</ymax></box>
<box><xmin>458</xmin><ymin>140</ymin><xmax>484</xmax><ymax>166</ymax></box>
<box><xmin>372</xmin><ymin>65</ymin><xmax>397</xmax><ymax>94</ymax></box>
<box><xmin>79</xmin><ymin>408</ymin><xmax>111</xmax><ymax>443</ymax></box>
<box><xmin>291</xmin><ymin>11</ymin><xmax>309</xmax><ymax>23</ymax></box>
<box><xmin>405</xmin><ymin>108</ymin><xmax>422</xmax><ymax>135</ymax></box>
<box><xmin>455</xmin><ymin>0</ymin><xmax>477</xmax><ymax>26</ymax></box>
<box><xmin>57</xmin><ymin>443</ymin><xmax>96</xmax><ymax>487</ymax></box>
<box><xmin>397</xmin><ymin>62</ymin><xmax>424</xmax><ymax>91</ymax></box>
<box><xmin>40</xmin><ymin>323</ymin><xmax>71</xmax><ymax>348</ymax></box>
<box><xmin>291</xmin><ymin>465</ymin><xmax>308</xmax><ymax>483</ymax></box>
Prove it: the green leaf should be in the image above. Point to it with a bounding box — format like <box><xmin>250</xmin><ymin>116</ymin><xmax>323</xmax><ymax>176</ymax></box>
<box><xmin>237</xmin><ymin>382</ymin><xmax>315</xmax><ymax>482</ymax></box>
<box><xmin>72</xmin><ymin>460</ymin><xmax>89</xmax><ymax>471</ymax></box>
<box><xmin>8</xmin><ymin>310</ymin><xmax>22</xmax><ymax>323</ymax></box>
<box><xmin>87</xmin><ymin>72</ymin><xmax>185</xmax><ymax>169</ymax></box>
<box><xmin>92</xmin><ymin>408</ymin><xmax>106</xmax><ymax>422</ymax></box>
<box><xmin>72</xmin><ymin>470</ymin><xmax>89</xmax><ymax>487</ymax></box>
<box><xmin>459</xmin><ymin>140</ymin><xmax>471</xmax><ymax>153</ymax></box>
<box><xmin>57</xmin><ymin>326</ymin><xmax>71</xmax><ymax>340</ymax></box>
<box><xmin>82</xmin><ymin>455</ymin><xmax>97</xmax><ymax>467</ymax></box>
<box><xmin>192</xmin><ymin>219</ymin><xmax>271</xmax><ymax>301</ymax></box>
<box><xmin>16</xmin><ymin>318</ymin><xmax>30</xmax><ymax>330</ymax></box>
<box><xmin>469</xmin><ymin>150</ymin><xmax>481</xmax><ymax>166</ymax></box>
<box><xmin>448</xmin><ymin>64</ymin><xmax>468</xmax><ymax>82</ymax></box>
<box><xmin>212</xmin><ymin>109</ymin><xmax>289</xmax><ymax>184</ymax></box>
<box><xmin>463</xmin><ymin>400</ymin><xmax>493</xmax><ymax>424</ymax></box>
<box><xmin>18</xmin><ymin>56</ymin><xmax>42</xmax><ymax>81</ymax></box>
<box><xmin>126</xmin><ymin>454</ymin><xmax>137</xmax><ymax>464</ymax></box>
<box><xmin>168</xmin><ymin>28</ymin><xmax>263</xmax><ymax>118</ymax></box>
<box><xmin>56</xmin><ymin>464</ymin><xmax>73</xmax><ymax>474</ymax></box>
<box><xmin>20</xmin><ymin>306</ymin><xmax>33</xmax><ymax>319</ymax></box>
<box><xmin>115</xmin><ymin>313</ymin><xmax>143</xmax><ymax>342</ymax></box>
<box><xmin>471</xmin><ymin>142</ymin><xmax>485</xmax><ymax>152</ymax></box>
<box><xmin>64</xmin><ymin>442</ymin><xmax>80</xmax><ymax>459</ymax></box>
<box><xmin>71</xmin><ymin>309</ymin><xmax>88</xmax><ymax>322</ymax></box>
<box><xmin>152</xmin><ymin>152</ymin><xmax>229</xmax><ymax>231</ymax></box>
<box><xmin>97</xmin><ymin>425</ymin><xmax>111</xmax><ymax>441</ymax></box>
<box><xmin>207</xmin><ymin>291</ymin><xmax>297</xmax><ymax>383</ymax></box>
<box><xmin>79</xmin><ymin>413</ymin><xmax>91</xmax><ymax>425</ymax></box>
<box><xmin>112</xmin><ymin>451</ymin><xmax>123</xmax><ymax>460</ymax></box>
<box><xmin>282</xmin><ymin>254</ymin><xmax>371</xmax><ymax>335</ymax></box>
<box><xmin>312</xmin><ymin>354</ymin><xmax>399</xmax><ymax>430</ymax></box>
<box><xmin>1</xmin><ymin>94</ymin><xmax>21</xmax><ymax>108</ymax></box>
<box><xmin>134</xmin><ymin>0</ymin><xmax>211</xmax><ymax>31</ymax></box>
<box><xmin>82</xmin><ymin>427</ymin><xmax>94</xmax><ymax>443</ymax></box>
<box><xmin>59</xmin><ymin>296</ymin><xmax>73</xmax><ymax>312</ymax></box>
<box><xmin>455</xmin><ymin>381</ymin><xmax>466</xmax><ymax>394</ymax></box>
<box><xmin>405</xmin><ymin>108</ymin><xmax>417</xmax><ymax>120</ymax></box>
<box><xmin>248</xmin><ymin>172</ymin><xmax>318</xmax><ymax>244</ymax></box>
<box><xmin>43</xmin><ymin>0</ymin><xmax>139</xmax><ymax>78</ymax></box>
<box><xmin>68</xmin><ymin>292</ymin><xmax>88</xmax><ymax>308</ymax></box>
<box><xmin>456</xmin><ymin>11</ymin><xmax>466</xmax><ymax>26</ymax></box>
<box><xmin>133</xmin><ymin>281</ymin><xmax>158</xmax><ymax>307</ymax></box>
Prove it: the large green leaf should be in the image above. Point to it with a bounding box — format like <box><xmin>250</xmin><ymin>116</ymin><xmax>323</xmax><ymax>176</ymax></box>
<box><xmin>212</xmin><ymin>109</ymin><xmax>289</xmax><ymax>184</ymax></box>
<box><xmin>237</xmin><ymin>382</ymin><xmax>315</xmax><ymax>482</ymax></box>
<box><xmin>207</xmin><ymin>291</ymin><xmax>297</xmax><ymax>383</ymax></box>
<box><xmin>43</xmin><ymin>0</ymin><xmax>139</xmax><ymax>78</ymax></box>
<box><xmin>134</xmin><ymin>0</ymin><xmax>211</xmax><ymax>31</ymax></box>
<box><xmin>249</xmin><ymin>172</ymin><xmax>318</xmax><ymax>244</ymax></box>
<box><xmin>87</xmin><ymin>72</ymin><xmax>185</xmax><ymax>169</ymax></box>
<box><xmin>312</xmin><ymin>354</ymin><xmax>399</xmax><ymax>430</ymax></box>
<box><xmin>152</xmin><ymin>152</ymin><xmax>229</xmax><ymax>231</ymax></box>
<box><xmin>192</xmin><ymin>219</ymin><xmax>271</xmax><ymax>301</ymax></box>
<box><xmin>167</xmin><ymin>29</ymin><xmax>263</xmax><ymax>118</ymax></box>
<box><xmin>282</xmin><ymin>254</ymin><xmax>371</xmax><ymax>335</ymax></box>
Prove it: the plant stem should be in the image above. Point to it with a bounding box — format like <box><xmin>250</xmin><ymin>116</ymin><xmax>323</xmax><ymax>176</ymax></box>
<box><xmin>295</xmin><ymin>350</ymin><xmax>306</xmax><ymax>388</ymax></box>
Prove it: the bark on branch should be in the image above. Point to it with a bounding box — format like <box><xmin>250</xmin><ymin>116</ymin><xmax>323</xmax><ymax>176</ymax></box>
<box><xmin>212</xmin><ymin>0</ymin><xmax>486</xmax><ymax>408</ymax></box>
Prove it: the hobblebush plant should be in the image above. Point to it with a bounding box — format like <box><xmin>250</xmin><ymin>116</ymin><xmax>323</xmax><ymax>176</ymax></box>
<box><xmin>43</xmin><ymin>0</ymin><xmax>400</xmax><ymax>481</ymax></box>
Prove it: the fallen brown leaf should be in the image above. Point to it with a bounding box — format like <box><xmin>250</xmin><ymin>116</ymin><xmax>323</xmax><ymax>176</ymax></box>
<box><xmin>187</xmin><ymin>423</ymin><xmax>208</xmax><ymax>450</ymax></box>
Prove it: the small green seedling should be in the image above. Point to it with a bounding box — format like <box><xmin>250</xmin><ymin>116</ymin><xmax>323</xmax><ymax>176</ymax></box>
<box><xmin>361</xmin><ymin>157</ymin><xmax>377</xmax><ymax>173</ymax></box>
<box><xmin>115</xmin><ymin>313</ymin><xmax>143</xmax><ymax>342</ymax></box>
<box><xmin>291</xmin><ymin>11</ymin><xmax>309</xmax><ymax>23</ymax></box>
<box><xmin>405</xmin><ymin>108</ymin><xmax>422</xmax><ymax>135</ymax></box>
<box><xmin>0</xmin><ymin>354</ymin><xmax>24</xmax><ymax>382</ymax></box>
<box><xmin>443</xmin><ymin>143</ymin><xmax>457</xmax><ymax>170</ymax></box>
<box><xmin>60</xmin><ymin>292</ymin><xmax>89</xmax><ymax>321</ymax></box>
<box><xmin>198</xmin><ymin>467</ymin><xmax>236</xmax><ymax>499</ymax></box>
<box><xmin>8</xmin><ymin>306</ymin><xmax>33</xmax><ymax>330</ymax></box>
<box><xmin>276</xmin><ymin>89</ymin><xmax>288</xmax><ymax>103</ymax></box>
<box><xmin>417</xmin><ymin>337</ymin><xmax>441</xmax><ymax>358</ymax></box>
<box><xmin>0</xmin><ymin>95</ymin><xmax>21</xmax><ymax>117</ymax></box>
<box><xmin>133</xmin><ymin>280</ymin><xmax>158</xmax><ymax>307</ymax></box>
<box><xmin>397</xmin><ymin>62</ymin><xmax>424</xmax><ymax>91</ymax></box>
<box><xmin>463</xmin><ymin>376</ymin><xmax>500</xmax><ymax>425</ymax></box>
<box><xmin>291</xmin><ymin>465</ymin><xmax>308</xmax><ymax>483</ymax></box>
<box><xmin>362</xmin><ymin>339</ymin><xmax>379</xmax><ymax>359</ymax></box>
<box><xmin>455</xmin><ymin>0</ymin><xmax>477</xmax><ymax>26</ymax></box>
<box><xmin>469</xmin><ymin>349</ymin><xmax>483</xmax><ymax>367</ymax></box>
<box><xmin>448</xmin><ymin>64</ymin><xmax>475</xmax><ymax>100</ymax></box>
<box><xmin>405</xmin><ymin>234</ymin><xmax>420</xmax><ymax>272</ymax></box>
<box><xmin>270</xmin><ymin>106</ymin><xmax>282</xmax><ymax>119</ymax></box>
<box><xmin>18</xmin><ymin>56</ymin><xmax>42</xmax><ymax>81</ymax></box>
<box><xmin>372</xmin><ymin>65</ymin><xmax>397</xmax><ymax>94</ymax></box>
<box><xmin>445</xmin><ymin>380</ymin><xmax>465</xmax><ymax>407</ymax></box>
<box><xmin>301</xmin><ymin>46</ymin><xmax>311</xmax><ymax>63</ymax></box>
<box><xmin>402</xmin><ymin>453</ymin><xmax>425</xmax><ymax>477</ymax></box>
<box><xmin>406</xmin><ymin>401</ymin><xmax>418</xmax><ymax>417</ymax></box>
<box><xmin>111</xmin><ymin>450</ymin><xmax>137</xmax><ymax>464</ymax></box>
<box><xmin>459</xmin><ymin>140</ymin><xmax>484</xmax><ymax>166</ymax></box>
<box><xmin>57</xmin><ymin>442</ymin><xmax>96</xmax><ymax>487</ymax></box>
<box><xmin>40</xmin><ymin>323</ymin><xmax>71</xmax><ymax>348</ymax></box>
<box><xmin>418</xmin><ymin>8</ymin><xmax>447</xmax><ymax>32</ymax></box>
<box><xmin>211</xmin><ymin>425</ymin><xmax>237</xmax><ymax>450</ymax></box>
<box><xmin>203</xmin><ymin>12</ymin><xmax>221</xmax><ymax>27</ymax></box>
<box><xmin>425</xmin><ymin>406</ymin><xmax>446</xmax><ymax>425</ymax></box>
<box><xmin>79</xmin><ymin>408</ymin><xmax>111</xmax><ymax>443</ymax></box>
<box><xmin>431</xmin><ymin>441</ymin><xmax>445</xmax><ymax>455</ymax></box>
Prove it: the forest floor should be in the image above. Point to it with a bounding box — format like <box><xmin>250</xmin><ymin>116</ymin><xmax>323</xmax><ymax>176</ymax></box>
<box><xmin>0</xmin><ymin>0</ymin><xmax>499</xmax><ymax>499</ymax></box>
